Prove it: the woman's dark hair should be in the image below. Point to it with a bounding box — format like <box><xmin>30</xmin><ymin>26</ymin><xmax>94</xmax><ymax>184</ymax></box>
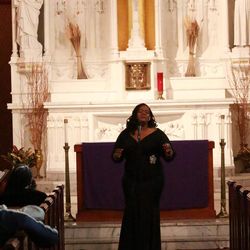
<box><xmin>126</xmin><ymin>103</ymin><xmax>157</xmax><ymax>133</ymax></box>
<box><xmin>6</xmin><ymin>165</ymin><xmax>33</xmax><ymax>193</ymax></box>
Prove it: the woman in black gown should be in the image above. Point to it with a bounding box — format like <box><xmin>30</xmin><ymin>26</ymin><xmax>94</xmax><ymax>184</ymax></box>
<box><xmin>112</xmin><ymin>103</ymin><xmax>175</xmax><ymax>250</ymax></box>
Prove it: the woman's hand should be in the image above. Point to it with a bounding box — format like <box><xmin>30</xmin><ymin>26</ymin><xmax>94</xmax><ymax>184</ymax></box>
<box><xmin>113</xmin><ymin>148</ymin><xmax>124</xmax><ymax>160</ymax></box>
<box><xmin>162</xmin><ymin>143</ymin><xmax>173</xmax><ymax>157</ymax></box>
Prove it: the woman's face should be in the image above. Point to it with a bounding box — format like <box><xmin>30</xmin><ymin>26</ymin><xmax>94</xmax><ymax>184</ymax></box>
<box><xmin>136</xmin><ymin>105</ymin><xmax>151</xmax><ymax>123</ymax></box>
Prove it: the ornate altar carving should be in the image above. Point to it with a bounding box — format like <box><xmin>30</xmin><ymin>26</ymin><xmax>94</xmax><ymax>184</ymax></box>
<box><xmin>125</xmin><ymin>62</ymin><xmax>150</xmax><ymax>90</ymax></box>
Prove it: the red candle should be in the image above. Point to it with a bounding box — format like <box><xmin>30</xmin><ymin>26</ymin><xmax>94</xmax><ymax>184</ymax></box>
<box><xmin>157</xmin><ymin>72</ymin><xmax>163</xmax><ymax>92</ymax></box>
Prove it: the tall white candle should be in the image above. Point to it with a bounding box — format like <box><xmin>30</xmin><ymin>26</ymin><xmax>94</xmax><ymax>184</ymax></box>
<box><xmin>64</xmin><ymin>119</ymin><xmax>68</xmax><ymax>143</ymax></box>
<box><xmin>220</xmin><ymin>115</ymin><xmax>225</xmax><ymax>140</ymax></box>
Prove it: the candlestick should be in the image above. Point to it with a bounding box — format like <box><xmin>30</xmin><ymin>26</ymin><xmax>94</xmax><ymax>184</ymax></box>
<box><xmin>217</xmin><ymin>138</ymin><xmax>228</xmax><ymax>218</ymax></box>
<box><xmin>220</xmin><ymin>115</ymin><xmax>225</xmax><ymax>140</ymax></box>
<box><xmin>64</xmin><ymin>119</ymin><xmax>68</xmax><ymax>143</ymax></box>
<box><xmin>63</xmin><ymin>142</ymin><xmax>75</xmax><ymax>222</ymax></box>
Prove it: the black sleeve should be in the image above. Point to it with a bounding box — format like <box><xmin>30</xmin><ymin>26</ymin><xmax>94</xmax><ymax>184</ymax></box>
<box><xmin>158</xmin><ymin>129</ymin><xmax>176</xmax><ymax>161</ymax></box>
<box><xmin>111</xmin><ymin>129</ymin><xmax>126</xmax><ymax>162</ymax></box>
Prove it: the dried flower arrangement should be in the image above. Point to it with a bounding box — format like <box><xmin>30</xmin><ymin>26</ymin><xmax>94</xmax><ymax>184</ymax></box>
<box><xmin>25</xmin><ymin>63</ymin><xmax>50</xmax><ymax>178</ymax></box>
<box><xmin>1</xmin><ymin>145</ymin><xmax>36</xmax><ymax>170</ymax></box>
<box><xmin>66</xmin><ymin>21</ymin><xmax>88</xmax><ymax>79</ymax></box>
<box><xmin>184</xmin><ymin>16</ymin><xmax>199</xmax><ymax>77</ymax></box>
<box><xmin>228</xmin><ymin>59</ymin><xmax>250</xmax><ymax>171</ymax></box>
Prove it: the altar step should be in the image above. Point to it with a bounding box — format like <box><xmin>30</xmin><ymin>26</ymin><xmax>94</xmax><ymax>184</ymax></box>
<box><xmin>64</xmin><ymin>218</ymin><xmax>229</xmax><ymax>250</ymax></box>
<box><xmin>35</xmin><ymin>173</ymin><xmax>234</xmax><ymax>250</ymax></box>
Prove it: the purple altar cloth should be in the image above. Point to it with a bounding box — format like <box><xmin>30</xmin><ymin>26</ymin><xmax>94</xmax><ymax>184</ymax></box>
<box><xmin>82</xmin><ymin>140</ymin><xmax>208</xmax><ymax>210</ymax></box>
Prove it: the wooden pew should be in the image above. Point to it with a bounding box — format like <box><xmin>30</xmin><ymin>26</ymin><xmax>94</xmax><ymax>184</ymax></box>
<box><xmin>2</xmin><ymin>231</ymin><xmax>26</xmax><ymax>250</ymax></box>
<box><xmin>228</xmin><ymin>180</ymin><xmax>250</xmax><ymax>250</ymax></box>
<box><xmin>52</xmin><ymin>186</ymin><xmax>65</xmax><ymax>250</ymax></box>
<box><xmin>239</xmin><ymin>187</ymin><xmax>249</xmax><ymax>250</ymax></box>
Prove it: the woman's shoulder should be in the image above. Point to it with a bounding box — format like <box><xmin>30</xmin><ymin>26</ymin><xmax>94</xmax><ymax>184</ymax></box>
<box><xmin>155</xmin><ymin>127</ymin><xmax>164</xmax><ymax>133</ymax></box>
<box><xmin>117</xmin><ymin>128</ymin><xmax>129</xmax><ymax>138</ymax></box>
<box><xmin>120</xmin><ymin>128</ymin><xmax>128</xmax><ymax>134</ymax></box>
<box><xmin>155</xmin><ymin>128</ymin><xmax>169</xmax><ymax>137</ymax></box>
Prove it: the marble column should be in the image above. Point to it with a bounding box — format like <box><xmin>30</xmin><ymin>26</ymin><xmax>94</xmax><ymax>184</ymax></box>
<box><xmin>176</xmin><ymin>1</ymin><xmax>185</xmax><ymax>58</ymax></box>
<box><xmin>43</xmin><ymin>0</ymin><xmax>51</xmax><ymax>58</ymax></box>
<box><xmin>219</xmin><ymin>0</ymin><xmax>230</xmax><ymax>53</ymax></box>
<box><xmin>154</xmin><ymin>0</ymin><xmax>163</xmax><ymax>57</ymax></box>
<box><xmin>234</xmin><ymin>0</ymin><xmax>250</xmax><ymax>47</ymax></box>
<box><xmin>11</xmin><ymin>1</ymin><xmax>18</xmax><ymax>57</ymax></box>
<box><xmin>232</xmin><ymin>0</ymin><xmax>250</xmax><ymax>56</ymax></box>
<box><xmin>110</xmin><ymin>0</ymin><xmax>119</xmax><ymax>58</ymax></box>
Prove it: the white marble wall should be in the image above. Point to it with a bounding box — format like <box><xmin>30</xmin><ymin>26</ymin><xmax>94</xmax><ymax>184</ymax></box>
<box><xmin>8</xmin><ymin>0</ymin><xmax>249</xmax><ymax>177</ymax></box>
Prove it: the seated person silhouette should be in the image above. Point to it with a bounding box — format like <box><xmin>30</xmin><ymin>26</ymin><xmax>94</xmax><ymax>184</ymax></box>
<box><xmin>0</xmin><ymin>165</ymin><xmax>47</xmax><ymax>207</ymax></box>
<box><xmin>0</xmin><ymin>204</ymin><xmax>58</xmax><ymax>247</ymax></box>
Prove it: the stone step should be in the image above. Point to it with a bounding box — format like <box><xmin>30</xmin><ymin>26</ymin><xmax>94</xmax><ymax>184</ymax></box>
<box><xmin>64</xmin><ymin>219</ymin><xmax>229</xmax><ymax>250</ymax></box>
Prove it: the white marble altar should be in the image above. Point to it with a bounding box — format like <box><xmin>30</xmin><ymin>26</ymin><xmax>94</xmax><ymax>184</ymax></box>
<box><xmin>8</xmin><ymin>0</ymin><xmax>250</xmax><ymax>177</ymax></box>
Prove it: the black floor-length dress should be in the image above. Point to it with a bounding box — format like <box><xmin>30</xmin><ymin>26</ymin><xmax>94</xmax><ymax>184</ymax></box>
<box><xmin>113</xmin><ymin>128</ymin><xmax>174</xmax><ymax>250</ymax></box>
